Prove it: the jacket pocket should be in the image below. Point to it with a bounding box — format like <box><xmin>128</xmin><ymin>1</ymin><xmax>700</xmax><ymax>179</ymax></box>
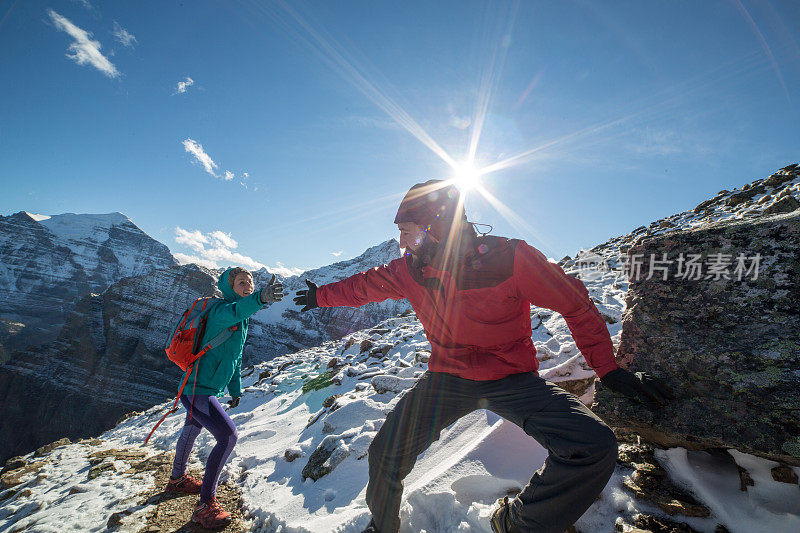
<box><xmin>207</xmin><ymin>357</ymin><xmax>232</xmax><ymax>391</ymax></box>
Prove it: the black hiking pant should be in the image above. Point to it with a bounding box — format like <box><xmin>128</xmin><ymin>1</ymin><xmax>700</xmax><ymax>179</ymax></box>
<box><xmin>365</xmin><ymin>371</ymin><xmax>617</xmax><ymax>533</ymax></box>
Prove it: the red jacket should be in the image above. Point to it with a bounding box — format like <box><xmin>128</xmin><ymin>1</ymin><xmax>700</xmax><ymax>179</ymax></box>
<box><xmin>316</xmin><ymin>236</ymin><xmax>618</xmax><ymax>381</ymax></box>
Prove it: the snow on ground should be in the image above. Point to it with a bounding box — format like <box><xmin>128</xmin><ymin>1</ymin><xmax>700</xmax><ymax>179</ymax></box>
<box><xmin>655</xmin><ymin>448</ymin><xmax>800</xmax><ymax>533</ymax></box>
<box><xmin>5</xmin><ymin>310</ymin><xmax>799</xmax><ymax>532</ymax></box>
<box><xmin>0</xmin><ymin>441</ymin><xmax>160</xmax><ymax>532</ymax></box>
<box><xmin>3</xmin><ymin>168</ymin><xmax>799</xmax><ymax>531</ymax></box>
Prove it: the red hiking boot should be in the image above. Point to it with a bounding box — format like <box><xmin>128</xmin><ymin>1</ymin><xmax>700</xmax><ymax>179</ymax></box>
<box><xmin>191</xmin><ymin>497</ymin><xmax>231</xmax><ymax>528</ymax></box>
<box><xmin>165</xmin><ymin>473</ymin><xmax>202</xmax><ymax>494</ymax></box>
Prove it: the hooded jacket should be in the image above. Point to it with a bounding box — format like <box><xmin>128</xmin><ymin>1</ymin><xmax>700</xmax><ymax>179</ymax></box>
<box><xmin>183</xmin><ymin>268</ymin><xmax>265</xmax><ymax>397</ymax></box>
<box><xmin>316</xmin><ymin>235</ymin><xmax>618</xmax><ymax>381</ymax></box>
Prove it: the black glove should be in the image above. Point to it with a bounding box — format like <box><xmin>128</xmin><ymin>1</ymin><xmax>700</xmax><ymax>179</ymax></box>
<box><xmin>293</xmin><ymin>279</ymin><xmax>319</xmax><ymax>312</ymax></box>
<box><xmin>228</xmin><ymin>397</ymin><xmax>240</xmax><ymax>409</ymax></box>
<box><xmin>259</xmin><ymin>274</ymin><xmax>285</xmax><ymax>304</ymax></box>
<box><xmin>599</xmin><ymin>368</ymin><xmax>675</xmax><ymax>407</ymax></box>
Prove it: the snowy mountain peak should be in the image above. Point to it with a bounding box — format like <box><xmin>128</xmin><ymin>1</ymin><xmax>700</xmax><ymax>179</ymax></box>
<box><xmin>36</xmin><ymin>211</ymin><xmax>137</xmax><ymax>242</ymax></box>
<box><xmin>295</xmin><ymin>239</ymin><xmax>401</xmax><ymax>287</ymax></box>
<box><xmin>0</xmin><ymin>209</ymin><xmax>177</xmax><ymax>360</ymax></box>
<box><xmin>21</xmin><ymin>211</ymin><xmax>50</xmax><ymax>221</ymax></box>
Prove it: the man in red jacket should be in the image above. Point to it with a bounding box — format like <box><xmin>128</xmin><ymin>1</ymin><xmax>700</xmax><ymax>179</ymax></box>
<box><xmin>294</xmin><ymin>180</ymin><xmax>671</xmax><ymax>533</ymax></box>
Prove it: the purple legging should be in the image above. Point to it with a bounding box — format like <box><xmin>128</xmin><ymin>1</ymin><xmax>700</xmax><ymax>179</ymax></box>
<box><xmin>170</xmin><ymin>395</ymin><xmax>238</xmax><ymax>502</ymax></box>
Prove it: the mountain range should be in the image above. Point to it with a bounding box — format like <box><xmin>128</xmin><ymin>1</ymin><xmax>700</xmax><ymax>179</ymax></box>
<box><xmin>0</xmin><ymin>213</ymin><xmax>407</xmax><ymax>463</ymax></box>
<box><xmin>1</xmin><ymin>163</ymin><xmax>798</xmax><ymax>532</ymax></box>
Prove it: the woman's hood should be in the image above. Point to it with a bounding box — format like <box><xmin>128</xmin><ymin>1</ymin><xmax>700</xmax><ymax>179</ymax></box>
<box><xmin>217</xmin><ymin>268</ymin><xmax>240</xmax><ymax>302</ymax></box>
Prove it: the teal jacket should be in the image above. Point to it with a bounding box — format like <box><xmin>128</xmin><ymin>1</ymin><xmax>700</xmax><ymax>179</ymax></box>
<box><xmin>184</xmin><ymin>268</ymin><xmax>264</xmax><ymax>398</ymax></box>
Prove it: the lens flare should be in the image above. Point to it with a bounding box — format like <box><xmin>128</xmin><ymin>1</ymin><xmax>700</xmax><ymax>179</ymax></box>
<box><xmin>451</xmin><ymin>164</ymin><xmax>482</xmax><ymax>191</ymax></box>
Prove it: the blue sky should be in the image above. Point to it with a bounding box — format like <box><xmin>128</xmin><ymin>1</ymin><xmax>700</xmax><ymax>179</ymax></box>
<box><xmin>1</xmin><ymin>0</ymin><xmax>798</xmax><ymax>273</ymax></box>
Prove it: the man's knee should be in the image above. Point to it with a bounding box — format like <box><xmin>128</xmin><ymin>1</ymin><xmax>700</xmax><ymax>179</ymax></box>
<box><xmin>368</xmin><ymin>426</ymin><xmax>419</xmax><ymax>483</ymax></box>
<box><xmin>554</xmin><ymin>416</ymin><xmax>617</xmax><ymax>466</ymax></box>
<box><xmin>367</xmin><ymin>435</ymin><xmax>382</xmax><ymax>469</ymax></box>
<box><xmin>590</xmin><ymin>422</ymin><xmax>618</xmax><ymax>471</ymax></box>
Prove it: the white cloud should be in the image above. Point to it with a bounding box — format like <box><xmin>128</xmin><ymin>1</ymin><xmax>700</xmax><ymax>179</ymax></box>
<box><xmin>173</xmin><ymin>227</ymin><xmax>304</xmax><ymax>276</ymax></box>
<box><xmin>112</xmin><ymin>21</ymin><xmax>137</xmax><ymax>49</ymax></box>
<box><xmin>72</xmin><ymin>0</ymin><xmax>92</xmax><ymax>9</ymax></box>
<box><xmin>175</xmin><ymin>76</ymin><xmax>194</xmax><ymax>94</ymax></box>
<box><xmin>331</xmin><ymin>251</ymin><xmax>343</xmax><ymax>257</ymax></box>
<box><xmin>269</xmin><ymin>263</ymin><xmax>305</xmax><ymax>277</ymax></box>
<box><xmin>209</xmin><ymin>230</ymin><xmax>237</xmax><ymax>249</ymax></box>
<box><xmin>173</xmin><ymin>252</ymin><xmax>217</xmax><ymax>269</ymax></box>
<box><xmin>224</xmin><ymin>170</ymin><xmax>234</xmax><ymax>181</ymax></box>
<box><xmin>175</xmin><ymin>227</ymin><xmax>209</xmax><ymax>251</ymax></box>
<box><xmin>199</xmin><ymin>247</ymin><xmax>266</xmax><ymax>271</ymax></box>
<box><xmin>182</xmin><ymin>138</ymin><xmax>218</xmax><ymax>177</ymax></box>
<box><xmin>174</xmin><ymin>227</ymin><xmax>265</xmax><ymax>271</ymax></box>
<box><xmin>48</xmin><ymin>10</ymin><xmax>119</xmax><ymax>78</ymax></box>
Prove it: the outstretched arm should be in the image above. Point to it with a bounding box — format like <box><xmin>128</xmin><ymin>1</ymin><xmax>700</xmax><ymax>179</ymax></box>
<box><xmin>211</xmin><ymin>275</ymin><xmax>284</xmax><ymax>328</ymax></box>
<box><xmin>318</xmin><ymin>261</ymin><xmax>407</xmax><ymax>307</ymax></box>
<box><xmin>513</xmin><ymin>241</ymin><xmax>618</xmax><ymax>378</ymax></box>
<box><xmin>295</xmin><ymin>260</ymin><xmax>408</xmax><ymax>311</ymax></box>
<box><xmin>209</xmin><ymin>291</ymin><xmax>265</xmax><ymax>329</ymax></box>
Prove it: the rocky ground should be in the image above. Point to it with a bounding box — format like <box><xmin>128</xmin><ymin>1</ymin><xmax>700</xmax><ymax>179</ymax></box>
<box><xmin>128</xmin><ymin>461</ymin><xmax>247</xmax><ymax>533</ymax></box>
<box><xmin>1</xmin><ymin>439</ymin><xmax>249</xmax><ymax>532</ymax></box>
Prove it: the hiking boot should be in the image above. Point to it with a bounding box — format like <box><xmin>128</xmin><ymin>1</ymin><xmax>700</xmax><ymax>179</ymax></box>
<box><xmin>361</xmin><ymin>518</ymin><xmax>380</xmax><ymax>532</ymax></box>
<box><xmin>490</xmin><ymin>496</ymin><xmax>521</xmax><ymax>533</ymax></box>
<box><xmin>165</xmin><ymin>473</ymin><xmax>202</xmax><ymax>494</ymax></box>
<box><xmin>191</xmin><ymin>497</ymin><xmax>231</xmax><ymax>528</ymax></box>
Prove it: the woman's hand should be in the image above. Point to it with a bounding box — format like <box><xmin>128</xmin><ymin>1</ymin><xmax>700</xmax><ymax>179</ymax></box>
<box><xmin>260</xmin><ymin>274</ymin><xmax>285</xmax><ymax>304</ymax></box>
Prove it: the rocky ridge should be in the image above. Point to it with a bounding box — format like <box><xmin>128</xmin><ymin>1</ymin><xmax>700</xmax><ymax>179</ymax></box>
<box><xmin>0</xmin><ymin>226</ymin><xmax>408</xmax><ymax>463</ymax></box>
<box><xmin>0</xmin><ymin>211</ymin><xmax>177</xmax><ymax>356</ymax></box>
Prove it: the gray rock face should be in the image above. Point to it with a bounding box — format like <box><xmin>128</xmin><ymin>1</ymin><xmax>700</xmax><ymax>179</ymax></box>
<box><xmin>0</xmin><ymin>211</ymin><xmax>176</xmax><ymax>353</ymax></box>
<box><xmin>0</xmin><ymin>231</ymin><xmax>409</xmax><ymax>462</ymax></box>
<box><xmin>593</xmin><ymin>210</ymin><xmax>800</xmax><ymax>466</ymax></box>
<box><xmin>0</xmin><ymin>264</ymin><xmax>215</xmax><ymax>463</ymax></box>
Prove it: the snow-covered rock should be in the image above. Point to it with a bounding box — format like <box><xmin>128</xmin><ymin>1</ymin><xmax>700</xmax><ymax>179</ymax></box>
<box><xmin>594</xmin><ymin>207</ymin><xmax>800</xmax><ymax>466</ymax></box>
<box><xmin>0</xmin><ymin>211</ymin><xmax>177</xmax><ymax>353</ymax></box>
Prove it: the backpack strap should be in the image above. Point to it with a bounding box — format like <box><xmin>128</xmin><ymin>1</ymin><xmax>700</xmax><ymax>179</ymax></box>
<box><xmin>143</xmin><ymin>325</ymin><xmax>239</xmax><ymax>445</ymax></box>
<box><xmin>204</xmin><ymin>325</ymin><xmax>238</xmax><ymax>352</ymax></box>
<box><xmin>144</xmin><ymin>364</ymin><xmax>194</xmax><ymax>446</ymax></box>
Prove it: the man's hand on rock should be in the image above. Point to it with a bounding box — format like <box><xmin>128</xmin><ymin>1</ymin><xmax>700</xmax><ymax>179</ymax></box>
<box><xmin>228</xmin><ymin>397</ymin><xmax>240</xmax><ymax>409</ymax></box>
<box><xmin>600</xmin><ymin>368</ymin><xmax>675</xmax><ymax>407</ymax></box>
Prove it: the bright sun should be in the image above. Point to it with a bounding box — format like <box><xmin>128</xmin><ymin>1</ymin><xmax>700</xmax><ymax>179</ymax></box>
<box><xmin>451</xmin><ymin>164</ymin><xmax>482</xmax><ymax>191</ymax></box>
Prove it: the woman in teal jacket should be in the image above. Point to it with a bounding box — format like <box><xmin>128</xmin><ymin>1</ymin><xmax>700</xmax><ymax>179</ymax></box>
<box><xmin>167</xmin><ymin>267</ymin><xmax>284</xmax><ymax>528</ymax></box>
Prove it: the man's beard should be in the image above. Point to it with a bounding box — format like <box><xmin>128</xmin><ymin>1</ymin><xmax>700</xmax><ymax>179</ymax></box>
<box><xmin>406</xmin><ymin>237</ymin><xmax>440</xmax><ymax>269</ymax></box>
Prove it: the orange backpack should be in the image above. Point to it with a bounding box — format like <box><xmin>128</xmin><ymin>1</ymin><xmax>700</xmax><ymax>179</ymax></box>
<box><xmin>144</xmin><ymin>297</ymin><xmax>237</xmax><ymax>444</ymax></box>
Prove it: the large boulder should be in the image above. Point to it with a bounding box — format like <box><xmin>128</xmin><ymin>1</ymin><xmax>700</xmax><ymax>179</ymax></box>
<box><xmin>593</xmin><ymin>209</ymin><xmax>800</xmax><ymax>466</ymax></box>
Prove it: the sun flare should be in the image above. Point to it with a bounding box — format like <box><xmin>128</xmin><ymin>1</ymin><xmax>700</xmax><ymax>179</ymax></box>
<box><xmin>451</xmin><ymin>164</ymin><xmax>482</xmax><ymax>191</ymax></box>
